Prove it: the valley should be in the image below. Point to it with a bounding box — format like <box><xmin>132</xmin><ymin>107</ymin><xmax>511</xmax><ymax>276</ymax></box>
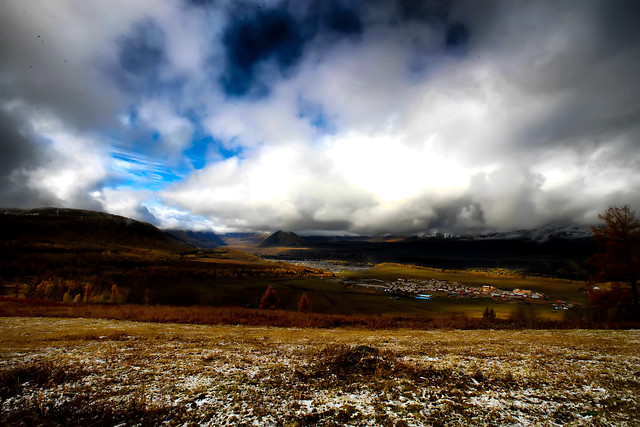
<box><xmin>1</xmin><ymin>208</ymin><xmax>638</xmax><ymax>426</ymax></box>
<box><xmin>0</xmin><ymin>207</ymin><xmax>611</xmax><ymax>322</ymax></box>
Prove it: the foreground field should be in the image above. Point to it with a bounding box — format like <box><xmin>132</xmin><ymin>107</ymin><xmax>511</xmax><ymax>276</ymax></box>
<box><xmin>1</xmin><ymin>318</ymin><xmax>639</xmax><ymax>426</ymax></box>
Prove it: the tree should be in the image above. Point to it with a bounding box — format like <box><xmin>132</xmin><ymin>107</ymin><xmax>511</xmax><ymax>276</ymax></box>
<box><xmin>589</xmin><ymin>205</ymin><xmax>640</xmax><ymax>319</ymax></box>
<box><xmin>259</xmin><ymin>285</ymin><xmax>280</xmax><ymax>310</ymax></box>
<box><xmin>482</xmin><ymin>307</ymin><xmax>496</xmax><ymax>321</ymax></box>
<box><xmin>297</xmin><ymin>293</ymin><xmax>311</xmax><ymax>313</ymax></box>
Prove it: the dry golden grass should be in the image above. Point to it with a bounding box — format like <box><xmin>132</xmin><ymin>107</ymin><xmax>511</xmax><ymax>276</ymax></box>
<box><xmin>1</xmin><ymin>317</ymin><xmax>638</xmax><ymax>425</ymax></box>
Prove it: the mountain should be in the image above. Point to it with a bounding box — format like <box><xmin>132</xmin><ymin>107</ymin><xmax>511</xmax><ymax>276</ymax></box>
<box><xmin>259</xmin><ymin>230</ymin><xmax>309</xmax><ymax>247</ymax></box>
<box><xmin>0</xmin><ymin>207</ymin><xmax>188</xmax><ymax>252</ymax></box>
<box><xmin>164</xmin><ymin>229</ymin><xmax>226</xmax><ymax>248</ymax></box>
<box><xmin>408</xmin><ymin>224</ymin><xmax>592</xmax><ymax>243</ymax></box>
<box><xmin>475</xmin><ymin>224</ymin><xmax>592</xmax><ymax>242</ymax></box>
<box><xmin>269</xmin><ymin>225</ymin><xmax>595</xmax><ymax>279</ymax></box>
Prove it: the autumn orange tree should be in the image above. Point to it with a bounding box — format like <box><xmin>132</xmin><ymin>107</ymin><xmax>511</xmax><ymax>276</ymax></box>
<box><xmin>589</xmin><ymin>205</ymin><xmax>640</xmax><ymax>319</ymax></box>
<box><xmin>297</xmin><ymin>293</ymin><xmax>311</xmax><ymax>313</ymax></box>
<box><xmin>258</xmin><ymin>285</ymin><xmax>280</xmax><ymax>310</ymax></box>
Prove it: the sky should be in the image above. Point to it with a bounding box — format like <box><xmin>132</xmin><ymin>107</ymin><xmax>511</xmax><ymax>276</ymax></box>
<box><xmin>1</xmin><ymin>0</ymin><xmax>639</xmax><ymax>235</ymax></box>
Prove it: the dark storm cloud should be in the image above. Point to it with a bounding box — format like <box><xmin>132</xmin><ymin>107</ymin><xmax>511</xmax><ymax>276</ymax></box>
<box><xmin>0</xmin><ymin>112</ymin><xmax>37</xmax><ymax>175</ymax></box>
<box><xmin>172</xmin><ymin>0</ymin><xmax>639</xmax><ymax>234</ymax></box>
<box><xmin>117</xmin><ymin>20</ymin><xmax>167</xmax><ymax>91</ymax></box>
<box><xmin>429</xmin><ymin>198</ymin><xmax>485</xmax><ymax>232</ymax></box>
<box><xmin>184</xmin><ymin>0</ymin><xmax>216</xmax><ymax>7</ymax></box>
<box><xmin>317</xmin><ymin>1</ymin><xmax>363</xmax><ymax>36</ymax></box>
<box><xmin>503</xmin><ymin>1</ymin><xmax>640</xmax><ymax>157</ymax></box>
<box><xmin>444</xmin><ymin>22</ymin><xmax>470</xmax><ymax>50</ymax></box>
<box><xmin>215</xmin><ymin>0</ymin><xmax>473</xmax><ymax>98</ymax></box>
<box><xmin>593</xmin><ymin>1</ymin><xmax>640</xmax><ymax>54</ymax></box>
<box><xmin>0</xmin><ymin>3</ymin><xmax>126</xmax><ymax>131</ymax></box>
<box><xmin>0</xmin><ymin>109</ymin><xmax>47</xmax><ymax>207</ymax></box>
<box><xmin>220</xmin><ymin>7</ymin><xmax>306</xmax><ymax>97</ymax></box>
<box><xmin>218</xmin><ymin>0</ymin><xmax>368</xmax><ymax>98</ymax></box>
<box><xmin>395</xmin><ymin>0</ymin><xmax>452</xmax><ymax>23</ymax></box>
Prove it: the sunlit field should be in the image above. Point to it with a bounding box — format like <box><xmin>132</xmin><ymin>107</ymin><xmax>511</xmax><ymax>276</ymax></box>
<box><xmin>1</xmin><ymin>317</ymin><xmax>638</xmax><ymax>426</ymax></box>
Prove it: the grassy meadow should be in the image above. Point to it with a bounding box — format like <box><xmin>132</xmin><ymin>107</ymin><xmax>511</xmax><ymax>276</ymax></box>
<box><xmin>1</xmin><ymin>317</ymin><xmax>638</xmax><ymax>426</ymax></box>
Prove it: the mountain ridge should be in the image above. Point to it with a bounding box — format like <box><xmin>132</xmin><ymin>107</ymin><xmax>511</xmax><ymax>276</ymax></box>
<box><xmin>0</xmin><ymin>207</ymin><xmax>187</xmax><ymax>252</ymax></box>
<box><xmin>410</xmin><ymin>224</ymin><xmax>592</xmax><ymax>243</ymax></box>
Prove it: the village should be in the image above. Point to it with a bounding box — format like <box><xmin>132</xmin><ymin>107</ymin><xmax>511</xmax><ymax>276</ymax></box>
<box><xmin>385</xmin><ymin>278</ymin><xmax>544</xmax><ymax>300</ymax></box>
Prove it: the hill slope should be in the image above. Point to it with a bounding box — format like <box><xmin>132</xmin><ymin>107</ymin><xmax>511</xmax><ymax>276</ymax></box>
<box><xmin>164</xmin><ymin>229</ymin><xmax>226</xmax><ymax>248</ymax></box>
<box><xmin>0</xmin><ymin>207</ymin><xmax>187</xmax><ymax>252</ymax></box>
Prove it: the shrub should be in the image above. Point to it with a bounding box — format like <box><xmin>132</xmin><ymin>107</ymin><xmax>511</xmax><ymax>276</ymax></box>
<box><xmin>310</xmin><ymin>345</ymin><xmax>385</xmax><ymax>377</ymax></box>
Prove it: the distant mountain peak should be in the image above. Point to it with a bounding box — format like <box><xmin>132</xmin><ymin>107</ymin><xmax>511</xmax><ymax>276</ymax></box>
<box><xmin>259</xmin><ymin>230</ymin><xmax>309</xmax><ymax>247</ymax></box>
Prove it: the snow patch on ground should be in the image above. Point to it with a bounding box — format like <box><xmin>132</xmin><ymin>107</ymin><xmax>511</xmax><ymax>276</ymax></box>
<box><xmin>1</xmin><ymin>318</ymin><xmax>638</xmax><ymax>425</ymax></box>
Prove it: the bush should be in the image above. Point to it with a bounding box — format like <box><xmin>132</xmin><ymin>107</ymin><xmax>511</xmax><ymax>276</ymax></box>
<box><xmin>310</xmin><ymin>345</ymin><xmax>385</xmax><ymax>377</ymax></box>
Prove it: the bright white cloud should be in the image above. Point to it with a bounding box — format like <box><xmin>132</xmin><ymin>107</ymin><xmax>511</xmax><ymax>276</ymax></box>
<box><xmin>23</xmin><ymin>114</ymin><xmax>109</xmax><ymax>207</ymax></box>
<box><xmin>325</xmin><ymin>131</ymin><xmax>469</xmax><ymax>202</ymax></box>
<box><xmin>93</xmin><ymin>187</ymin><xmax>153</xmax><ymax>220</ymax></box>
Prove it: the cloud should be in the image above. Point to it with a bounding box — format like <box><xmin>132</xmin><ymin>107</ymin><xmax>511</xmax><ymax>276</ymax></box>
<box><xmin>137</xmin><ymin>100</ymin><xmax>195</xmax><ymax>155</ymax></box>
<box><xmin>0</xmin><ymin>106</ymin><xmax>48</xmax><ymax>208</ymax></box>
<box><xmin>220</xmin><ymin>7</ymin><xmax>306</xmax><ymax>97</ymax></box>
<box><xmin>0</xmin><ymin>101</ymin><xmax>109</xmax><ymax>210</ymax></box>
<box><xmin>1</xmin><ymin>0</ymin><xmax>639</xmax><ymax>234</ymax></box>
<box><xmin>163</xmin><ymin>0</ymin><xmax>640</xmax><ymax>233</ymax></box>
<box><xmin>92</xmin><ymin>187</ymin><xmax>155</xmax><ymax>223</ymax></box>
